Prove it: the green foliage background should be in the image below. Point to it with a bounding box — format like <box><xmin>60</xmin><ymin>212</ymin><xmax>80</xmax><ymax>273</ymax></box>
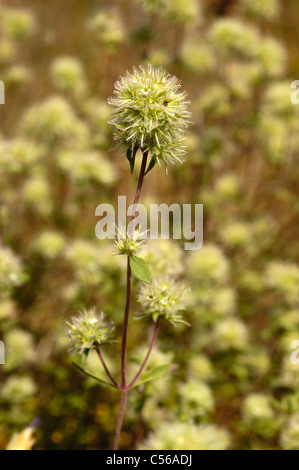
<box><xmin>1</xmin><ymin>0</ymin><xmax>299</xmax><ymax>450</ymax></box>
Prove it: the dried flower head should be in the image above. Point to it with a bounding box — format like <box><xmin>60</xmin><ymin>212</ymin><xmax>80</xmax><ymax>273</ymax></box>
<box><xmin>108</xmin><ymin>65</ymin><xmax>191</xmax><ymax>168</ymax></box>
<box><xmin>137</xmin><ymin>278</ymin><xmax>189</xmax><ymax>325</ymax></box>
<box><xmin>67</xmin><ymin>308</ymin><xmax>115</xmax><ymax>354</ymax></box>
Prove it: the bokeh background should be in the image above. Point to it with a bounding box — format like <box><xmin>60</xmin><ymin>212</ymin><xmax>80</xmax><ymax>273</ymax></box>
<box><xmin>1</xmin><ymin>0</ymin><xmax>299</xmax><ymax>450</ymax></box>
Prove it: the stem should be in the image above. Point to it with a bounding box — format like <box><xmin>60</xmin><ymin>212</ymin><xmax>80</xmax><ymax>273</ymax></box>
<box><xmin>127</xmin><ymin>319</ymin><xmax>160</xmax><ymax>389</ymax></box>
<box><xmin>113</xmin><ymin>390</ymin><xmax>127</xmax><ymax>450</ymax></box>
<box><xmin>129</xmin><ymin>151</ymin><xmax>148</xmax><ymax>232</ymax></box>
<box><xmin>120</xmin><ymin>257</ymin><xmax>132</xmax><ymax>388</ymax></box>
<box><xmin>96</xmin><ymin>348</ymin><xmax>120</xmax><ymax>389</ymax></box>
<box><xmin>113</xmin><ymin>151</ymin><xmax>148</xmax><ymax>449</ymax></box>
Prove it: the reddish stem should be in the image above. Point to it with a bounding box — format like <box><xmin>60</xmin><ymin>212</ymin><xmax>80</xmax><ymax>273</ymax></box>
<box><xmin>120</xmin><ymin>257</ymin><xmax>132</xmax><ymax>388</ymax></box>
<box><xmin>127</xmin><ymin>318</ymin><xmax>160</xmax><ymax>390</ymax></box>
<box><xmin>96</xmin><ymin>348</ymin><xmax>121</xmax><ymax>390</ymax></box>
<box><xmin>113</xmin><ymin>390</ymin><xmax>127</xmax><ymax>450</ymax></box>
<box><xmin>113</xmin><ymin>151</ymin><xmax>148</xmax><ymax>450</ymax></box>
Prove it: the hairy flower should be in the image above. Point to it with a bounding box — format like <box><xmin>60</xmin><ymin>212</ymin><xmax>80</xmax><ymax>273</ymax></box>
<box><xmin>137</xmin><ymin>278</ymin><xmax>189</xmax><ymax>325</ymax></box>
<box><xmin>108</xmin><ymin>65</ymin><xmax>191</xmax><ymax>167</ymax></box>
<box><xmin>114</xmin><ymin>227</ymin><xmax>146</xmax><ymax>256</ymax></box>
<box><xmin>67</xmin><ymin>308</ymin><xmax>115</xmax><ymax>354</ymax></box>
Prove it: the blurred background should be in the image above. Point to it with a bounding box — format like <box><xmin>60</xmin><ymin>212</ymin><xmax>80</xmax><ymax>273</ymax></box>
<box><xmin>1</xmin><ymin>0</ymin><xmax>299</xmax><ymax>450</ymax></box>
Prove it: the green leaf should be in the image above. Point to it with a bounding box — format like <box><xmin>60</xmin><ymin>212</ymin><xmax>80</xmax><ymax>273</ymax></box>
<box><xmin>72</xmin><ymin>362</ymin><xmax>117</xmax><ymax>389</ymax></box>
<box><xmin>133</xmin><ymin>364</ymin><xmax>170</xmax><ymax>387</ymax></box>
<box><xmin>145</xmin><ymin>156</ymin><xmax>157</xmax><ymax>175</ymax></box>
<box><xmin>126</xmin><ymin>145</ymin><xmax>139</xmax><ymax>174</ymax></box>
<box><xmin>130</xmin><ymin>256</ymin><xmax>152</xmax><ymax>284</ymax></box>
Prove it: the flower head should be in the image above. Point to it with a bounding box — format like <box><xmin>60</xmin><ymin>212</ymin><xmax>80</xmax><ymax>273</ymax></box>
<box><xmin>108</xmin><ymin>65</ymin><xmax>191</xmax><ymax>168</ymax></box>
<box><xmin>141</xmin><ymin>421</ymin><xmax>230</xmax><ymax>450</ymax></box>
<box><xmin>114</xmin><ymin>226</ymin><xmax>146</xmax><ymax>256</ymax></box>
<box><xmin>67</xmin><ymin>308</ymin><xmax>115</xmax><ymax>354</ymax></box>
<box><xmin>137</xmin><ymin>278</ymin><xmax>189</xmax><ymax>325</ymax></box>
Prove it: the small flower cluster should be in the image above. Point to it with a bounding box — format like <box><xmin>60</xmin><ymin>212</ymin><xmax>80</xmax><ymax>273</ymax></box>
<box><xmin>137</xmin><ymin>278</ymin><xmax>189</xmax><ymax>325</ymax></box>
<box><xmin>67</xmin><ymin>308</ymin><xmax>115</xmax><ymax>354</ymax></box>
<box><xmin>114</xmin><ymin>227</ymin><xmax>146</xmax><ymax>256</ymax></box>
<box><xmin>142</xmin><ymin>421</ymin><xmax>230</xmax><ymax>450</ymax></box>
<box><xmin>108</xmin><ymin>65</ymin><xmax>191</xmax><ymax>167</ymax></box>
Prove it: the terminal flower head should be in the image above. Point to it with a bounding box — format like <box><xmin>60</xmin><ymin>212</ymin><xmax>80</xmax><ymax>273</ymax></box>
<box><xmin>114</xmin><ymin>226</ymin><xmax>146</xmax><ymax>256</ymax></box>
<box><xmin>108</xmin><ymin>65</ymin><xmax>191</xmax><ymax>170</ymax></box>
